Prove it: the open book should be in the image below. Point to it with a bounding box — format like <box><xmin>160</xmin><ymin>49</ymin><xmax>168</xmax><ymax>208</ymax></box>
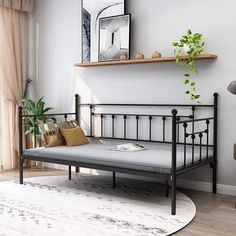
<box><xmin>107</xmin><ymin>143</ymin><xmax>146</xmax><ymax>152</ymax></box>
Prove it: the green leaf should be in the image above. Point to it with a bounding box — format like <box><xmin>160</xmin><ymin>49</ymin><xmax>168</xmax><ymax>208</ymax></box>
<box><xmin>191</xmin><ymin>82</ymin><xmax>196</xmax><ymax>86</ymax></box>
<box><xmin>36</xmin><ymin>97</ymin><xmax>44</xmax><ymax>107</ymax></box>
<box><xmin>194</xmin><ymin>95</ymin><xmax>200</xmax><ymax>99</ymax></box>
<box><xmin>42</xmin><ymin>107</ymin><xmax>54</xmax><ymax>114</ymax></box>
<box><xmin>184</xmin><ymin>79</ymin><xmax>190</xmax><ymax>84</ymax></box>
<box><xmin>188</xmin><ymin>29</ymin><xmax>192</xmax><ymax>35</ymax></box>
<box><xmin>199</xmin><ymin>48</ymin><xmax>204</xmax><ymax>53</ymax></box>
<box><xmin>184</xmin><ymin>73</ymin><xmax>190</xmax><ymax>77</ymax></box>
<box><xmin>21</xmin><ymin>99</ymin><xmax>35</xmax><ymax>113</ymax></box>
<box><xmin>185</xmin><ymin>91</ymin><xmax>190</xmax><ymax>94</ymax></box>
<box><xmin>37</xmin><ymin>101</ymin><xmax>45</xmax><ymax>114</ymax></box>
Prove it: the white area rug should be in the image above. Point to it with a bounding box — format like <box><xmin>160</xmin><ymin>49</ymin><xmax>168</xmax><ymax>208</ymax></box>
<box><xmin>0</xmin><ymin>175</ymin><xmax>196</xmax><ymax>236</ymax></box>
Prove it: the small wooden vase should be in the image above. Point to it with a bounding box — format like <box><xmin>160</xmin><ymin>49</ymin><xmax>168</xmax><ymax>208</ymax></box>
<box><xmin>120</xmin><ymin>55</ymin><xmax>127</xmax><ymax>61</ymax></box>
<box><xmin>152</xmin><ymin>51</ymin><xmax>162</xmax><ymax>59</ymax></box>
<box><xmin>135</xmin><ymin>53</ymin><xmax>145</xmax><ymax>60</ymax></box>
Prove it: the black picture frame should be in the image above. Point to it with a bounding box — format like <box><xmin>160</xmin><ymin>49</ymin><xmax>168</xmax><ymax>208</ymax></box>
<box><xmin>98</xmin><ymin>14</ymin><xmax>131</xmax><ymax>62</ymax></box>
<box><xmin>81</xmin><ymin>0</ymin><xmax>126</xmax><ymax>63</ymax></box>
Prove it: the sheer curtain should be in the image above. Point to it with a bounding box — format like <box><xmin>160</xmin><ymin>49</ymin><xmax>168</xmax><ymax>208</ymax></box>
<box><xmin>0</xmin><ymin>69</ymin><xmax>3</xmax><ymax>170</ymax></box>
<box><xmin>0</xmin><ymin>1</ymin><xmax>33</xmax><ymax>170</ymax></box>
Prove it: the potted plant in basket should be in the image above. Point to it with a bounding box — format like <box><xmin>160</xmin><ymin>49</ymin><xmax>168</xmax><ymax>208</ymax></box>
<box><xmin>21</xmin><ymin>97</ymin><xmax>56</xmax><ymax>168</ymax></box>
<box><xmin>172</xmin><ymin>29</ymin><xmax>205</xmax><ymax>104</ymax></box>
<box><xmin>21</xmin><ymin>97</ymin><xmax>55</xmax><ymax>147</ymax></box>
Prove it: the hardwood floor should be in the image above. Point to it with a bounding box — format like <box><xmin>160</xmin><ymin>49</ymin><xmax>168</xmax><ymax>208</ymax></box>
<box><xmin>0</xmin><ymin>168</ymin><xmax>235</xmax><ymax>236</ymax></box>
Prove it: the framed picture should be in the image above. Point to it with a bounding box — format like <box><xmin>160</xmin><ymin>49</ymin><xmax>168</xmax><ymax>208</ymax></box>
<box><xmin>82</xmin><ymin>0</ymin><xmax>126</xmax><ymax>63</ymax></box>
<box><xmin>98</xmin><ymin>14</ymin><xmax>131</xmax><ymax>62</ymax></box>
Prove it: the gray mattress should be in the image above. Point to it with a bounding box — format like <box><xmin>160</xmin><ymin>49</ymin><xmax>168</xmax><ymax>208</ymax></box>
<box><xmin>23</xmin><ymin>143</ymin><xmax>211</xmax><ymax>175</ymax></box>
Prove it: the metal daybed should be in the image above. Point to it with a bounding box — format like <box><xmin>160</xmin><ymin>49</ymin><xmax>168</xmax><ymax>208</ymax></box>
<box><xmin>18</xmin><ymin>93</ymin><xmax>218</xmax><ymax>215</ymax></box>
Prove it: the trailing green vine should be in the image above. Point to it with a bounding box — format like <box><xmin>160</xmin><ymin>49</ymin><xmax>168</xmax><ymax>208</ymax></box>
<box><xmin>172</xmin><ymin>29</ymin><xmax>205</xmax><ymax>104</ymax></box>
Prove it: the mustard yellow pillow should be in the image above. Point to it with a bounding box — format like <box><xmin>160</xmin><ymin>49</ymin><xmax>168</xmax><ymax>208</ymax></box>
<box><xmin>60</xmin><ymin>127</ymin><xmax>89</xmax><ymax>147</ymax></box>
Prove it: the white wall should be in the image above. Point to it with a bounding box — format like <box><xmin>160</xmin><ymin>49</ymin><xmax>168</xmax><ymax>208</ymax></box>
<box><xmin>30</xmin><ymin>0</ymin><xmax>236</xmax><ymax>193</ymax></box>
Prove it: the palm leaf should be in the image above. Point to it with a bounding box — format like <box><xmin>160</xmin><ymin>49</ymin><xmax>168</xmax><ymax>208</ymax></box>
<box><xmin>21</xmin><ymin>99</ymin><xmax>36</xmax><ymax>113</ymax></box>
<box><xmin>42</xmin><ymin>107</ymin><xmax>54</xmax><ymax>114</ymax></box>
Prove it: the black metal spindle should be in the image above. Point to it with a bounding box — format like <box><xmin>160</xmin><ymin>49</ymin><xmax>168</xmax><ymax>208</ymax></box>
<box><xmin>191</xmin><ymin>134</ymin><xmax>195</xmax><ymax>164</ymax></box>
<box><xmin>199</xmin><ymin>133</ymin><xmax>203</xmax><ymax>162</ymax></box>
<box><xmin>192</xmin><ymin>105</ymin><xmax>195</xmax><ymax>138</ymax></box>
<box><xmin>75</xmin><ymin>94</ymin><xmax>80</xmax><ymax>124</ymax></box>
<box><xmin>124</xmin><ymin>115</ymin><xmax>127</xmax><ymax>139</ymax></box>
<box><xmin>90</xmin><ymin>105</ymin><xmax>93</xmax><ymax>136</ymax></box>
<box><xmin>100</xmin><ymin>114</ymin><xmax>104</xmax><ymax>137</ymax></box>
<box><xmin>33</xmin><ymin>116</ymin><xmax>36</xmax><ymax>148</ymax></box>
<box><xmin>112</xmin><ymin>115</ymin><xmax>115</xmax><ymax>138</ymax></box>
<box><xmin>162</xmin><ymin>116</ymin><xmax>166</xmax><ymax>142</ymax></box>
<box><xmin>136</xmin><ymin>115</ymin><xmax>139</xmax><ymax>140</ymax></box>
<box><xmin>206</xmin><ymin>120</ymin><xmax>210</xmax><ymax>159</ymax></box>
<box><xmin>149</xmin><ymin>116</ymin><xmax>152</xmax><ymax>141</ymax></box>
<box><xmin>183</xmin><ymin>123</ymin><xmax>188</xmax><ymax>167</ymax></box>
<box><xmin>177</xmin><ymin>117</ymin><xmax>180</xmax><ymax>143</ymax></box>
<box><xmin>64</xmin><ymin>114</ymin><xmax>68</xmax><ymax>121</ymax></box>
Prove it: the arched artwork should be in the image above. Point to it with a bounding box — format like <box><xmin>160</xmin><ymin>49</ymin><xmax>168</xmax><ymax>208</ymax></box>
<box><xmin>82</xmin><ymin>0</ymin><xmax>125</xmax><ymax>62</ymax></box>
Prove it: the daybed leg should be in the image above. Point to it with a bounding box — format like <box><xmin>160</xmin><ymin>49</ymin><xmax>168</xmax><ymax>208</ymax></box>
<box><xmin>213</xmin><ymin>93</ymin><xmax>218</xmax><ymax>194</ymax></box>
<box><xmin>171</xmin><ymin>175</ymin><xmax>176</xmax><ymax>215</ymax></box>
<box><xmin>166</xmin><ymin>179</ymin><xmax>169</xmax><ymax>197</ymax></box>
<box><xmin>19</xmin><ymin>157</ymin><xmax>24</xmax><ymax>185</ymax></box>
<box><xmin>171</xmin><ymin>109</ymin><xmax>177</xmax><ymax>215</ymax></box>
<box><xmin>112</xmin><ymin>172</ymin><xmax>116</xmax><ymax>188</ymax></box>
<box><xmin>213</xmin><ymin>162</ymin><xmax>217</xmax><ymax>194</ymax></box>
<box><xmin>19</xmin><ymin>106</ymin><xmax>24</xmax><ymax>185</ymax></box>
<box><xmin>75</xmin><ymin>167</ymin><xmax>80</xmax><ymax>173</ymax></box>
<box><xmin>68</xmin><ymin>165</ymin><xmax>72</xmax><ymax>180</ymax></box>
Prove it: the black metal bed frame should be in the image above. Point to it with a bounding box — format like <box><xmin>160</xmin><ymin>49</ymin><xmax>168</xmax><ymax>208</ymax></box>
<box><xmin>18</xmin><ymin>93</ymin><xmax>218</xmax><ymax>215</ymax></box>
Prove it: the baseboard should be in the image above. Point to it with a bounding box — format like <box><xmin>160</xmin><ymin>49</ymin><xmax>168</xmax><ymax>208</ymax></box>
<box><xmin>177</xmin><ymin>179</ymin><xmax>236</xmax><ymax>196</ymax></box>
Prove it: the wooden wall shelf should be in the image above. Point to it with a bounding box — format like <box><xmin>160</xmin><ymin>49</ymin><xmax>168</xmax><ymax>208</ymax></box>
<box><xmin>75</xmin><ymin>54</ymin><xmax>217</xmax><ymax>68</ymax></box>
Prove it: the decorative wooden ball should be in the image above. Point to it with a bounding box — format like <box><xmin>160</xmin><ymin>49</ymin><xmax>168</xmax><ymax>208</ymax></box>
<box><xmin>152</xmin><ymin>51</ymin><xmax>162</xmax><ymax>58</ymax></box>
<box><xmin>120</xmin><ymin>55</ymin><xmax>127</xmax><ymax>61</ymax></box>
<box><xmin>135</xmin><ymin>53</ymin><xmax>145</xmax><ymax>60</ymax></box>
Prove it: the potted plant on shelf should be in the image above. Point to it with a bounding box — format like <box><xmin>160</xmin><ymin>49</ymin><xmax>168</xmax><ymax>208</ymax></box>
<box><xmin>172</xmin><ymin>29</ymin><xmax>205</xmax><ymax>104</ymax></box>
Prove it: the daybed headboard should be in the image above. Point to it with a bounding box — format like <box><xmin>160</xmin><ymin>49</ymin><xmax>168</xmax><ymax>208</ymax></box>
<box><xmin>76</xmin><ymin>93</ymin><xmax>218</xmax><ymax>147</ymax></box>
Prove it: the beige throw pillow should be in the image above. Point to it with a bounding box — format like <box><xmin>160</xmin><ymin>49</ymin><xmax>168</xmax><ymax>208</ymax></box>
<box><xmin>38</xmin><ymin>120</ymin><xmax>79</xmax><ymax>147</ymax></box>
<box><xmin>44</xmin><ymin>130</ymin><xmax>59</xmax><ymax>147</ymax></box>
